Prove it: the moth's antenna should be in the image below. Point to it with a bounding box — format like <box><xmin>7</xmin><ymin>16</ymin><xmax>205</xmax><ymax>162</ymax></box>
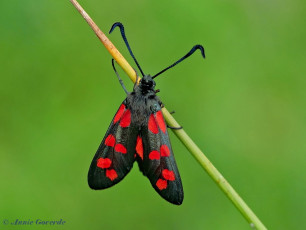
<box><xmin>110</xmin><ymin>22</ymin><xmax>145</xmax><ymax>77</ymax></box>
<box><xmin>152</xmin><ymin>45</ymin><xmax>205</xmax><ymax>79</ymax></box>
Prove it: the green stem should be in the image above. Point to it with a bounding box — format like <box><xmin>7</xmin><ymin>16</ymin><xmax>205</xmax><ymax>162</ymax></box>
<box><xmin>70</xmin><ymin>1</ymin><xmax>267</xmax><ymax>229</ymax></box>
<box><xmin>162</xmin><ymin>108</ymin><xmax>267</xmax><ymax>230</ymax></box>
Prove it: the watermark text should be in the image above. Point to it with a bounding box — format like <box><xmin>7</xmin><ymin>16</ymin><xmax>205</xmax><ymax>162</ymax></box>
<box><xmin>2</xmin><ymin>218</ymin><xmax>66</xmax><ymax>226</ymax></box>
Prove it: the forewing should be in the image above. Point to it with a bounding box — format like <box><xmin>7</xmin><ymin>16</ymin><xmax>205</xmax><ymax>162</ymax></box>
<box><xmin>88</xmin><ymin>100</ymin><xmax>138</xmax><ymax>189</ymax></box>
<box><xmin>136</xmin><ymin>109</ymin><xmax>184</xmax><ymax>205</ymax></box>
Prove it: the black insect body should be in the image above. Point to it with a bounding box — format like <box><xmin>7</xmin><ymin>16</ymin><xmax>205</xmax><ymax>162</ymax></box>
<box><xmin>88</xmin><ymin>22</ymin><xmax>205</xmax><ymax>205</ymax></box>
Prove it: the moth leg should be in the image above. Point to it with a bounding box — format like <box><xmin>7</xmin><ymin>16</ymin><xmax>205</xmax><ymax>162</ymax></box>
<box><xmin>112</xmin><ymin>59</ymin><xmax>129</xmax><ymax>95</ymax></box>
<box><xmin>167</xmin><ymin>125</ymin><xmax>183</xmax><ymax>130</ymax></box>
<box><xmin>157</xmin><ymin>102</ymin><xmax>181</xmax><ymax>129</ymax></box>
<box><xmin>155</xmin><ymin>89</ymin><xmax>160</xmax><ymax>94</ymax></box>
<box><xmin>170</xmin><ymin>110</ymin><xmax>175</xmax><ymax>114</ymax></box>
<box><xmin>133</xmin><ymin>68</ymin><xmax>140</xmax><ymax>91</ymax></box>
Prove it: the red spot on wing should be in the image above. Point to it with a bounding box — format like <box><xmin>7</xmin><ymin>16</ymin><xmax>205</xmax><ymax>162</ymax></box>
<box><xmin>136</xmin><ymin>136</ymin><xmax>143</xmax><ymax>160</ymax></box>
<box><xmin>148</xmin><ymin>114</ymin><xmax>158</xmax><ymax>134</ymax></box>
<box><xmin>114</xmin><ymin>104</ymin><xmax>126</xmax><ymax>124</ymax></box>
<box><xmin>162</xmin><ymin>169</ymin><xmax>175</xmax><ymax>181</ymax></box>
<box><xmin>156</xmin><ymin>179</ymin><xmax>167</xmax><ymax>190</ymax></box>
<box><xmin>105</xmin><ymin>134</ymin><xmax>115</xmax><ymax>147</ymax></box>
<box><xmin>97</xmin><ymin>158</ymin><xmax>112</xmax><ymax>169</ymax></box>
<box><xmin>106</xmin><ymin>169</ymin><xmax>118</xmax><ymax>181</ymax></box>
<box><xmin>156</xmin><ymin>111</ymin><xmax>166</xmax><ymax>133</ymax></box>
<box><xmin>120</xmin><ymin>110</ymin><xmax>131</xmax><ymax>127</ymax></box>
<box><xmin>160</xmin><ymin>145</ymin><xmax>170</xmax><ymax>157</ymax></box>
<box><xmin>149</xmin><ymin>150</ymin><xmax>160</xmax><ymax>160</ymax></box>
<box><xmin>115</xmin><ymin>143</ymin><xmax>127</xmax><ymax>154</ymax></box>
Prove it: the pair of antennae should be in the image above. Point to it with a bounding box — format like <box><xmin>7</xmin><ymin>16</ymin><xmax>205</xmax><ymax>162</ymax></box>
<box><xmin>109</xmin><ymin>22</ymin><xmax>205</xmax><ymax>79</ymax></box>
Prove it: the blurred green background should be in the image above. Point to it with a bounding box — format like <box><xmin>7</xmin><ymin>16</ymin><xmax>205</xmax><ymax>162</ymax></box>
<box><xmin>1</xmin><ymin>0</ymin><xmax>305</xmax><ymax>229</ymax></box>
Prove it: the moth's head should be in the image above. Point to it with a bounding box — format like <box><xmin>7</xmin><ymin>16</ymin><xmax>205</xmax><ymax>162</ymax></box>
<box><xmin>140</xmin><ymin>75</ymin><xmax>156</xmax><ymax>90</ymax></box>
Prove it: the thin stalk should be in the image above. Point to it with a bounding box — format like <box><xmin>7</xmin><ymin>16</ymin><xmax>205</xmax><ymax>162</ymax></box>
<box><xmin>70</xmin><ymin>1</ymin><xmax>267</xmax><ymax>229</ymax></box>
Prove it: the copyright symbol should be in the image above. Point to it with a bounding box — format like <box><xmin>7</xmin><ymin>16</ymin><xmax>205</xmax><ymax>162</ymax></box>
<box><xmin>3</xmin><ymin>219</ymin><xmax>9</xmax><ymax>225</ymax></box>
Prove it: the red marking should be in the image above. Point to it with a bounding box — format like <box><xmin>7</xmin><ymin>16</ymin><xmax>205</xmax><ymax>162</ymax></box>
<box><xmin>156</xmin><ymin>111</ymin><xmax>166</xmax><ymax>133</ymax></box>
<box><xmin>148</xmin><ymin>114</ymin><xmax>158</xmax><ymax>134</ymax></box>
<box><xmin>105</xmin><ymin>134</ymin><xmax>115</xmax><ymax>147</ymax></box>
<box><xmin>149</xmin><ymin>150</ymin><xmax>160</xmax><ymax>160</ymax></box>
<box><xmin>120</xmin><ymin>110</ymin><xmax>131</xmax><ymax>127</ymax></box>
<box><xmin>97</xmin><ymin>157</ymin><xmax>112</xmax><ymax>169</ymax></box>
<box><xmin>106</xmin><ymin>169</ymin><xmax>118</xmax><ymax>181</ymax></box>
<box><xmin>156</xmin><ymin>179</ymin><xmax>167</xmax><ymax>190</ymax></box>
<box><xmin>162</xmin><ymin>169</ymin><xmax>175</xmax><ymax>181</ymax></box>
<box><xmin>115</xmin><ymin>143</ymin><xmax>127</xmax><ymax>154</ymax></box>
<box><xmin>114</xmin><ymin>104</ymin><xmax>126</xmax><ymax>124</ymax></box>
<box><xmin>160</xmin><ymin>145</ymin><xmax>170</xmax><ymax>157</ymax></box>
<box><xmin>136</xmin><ymin>136</ymin><xmax>143</xmax><ymax>160</ymax></box>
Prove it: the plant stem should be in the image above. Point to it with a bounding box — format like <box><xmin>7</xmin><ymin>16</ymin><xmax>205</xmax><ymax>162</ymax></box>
<box><xmin>162</xmin><ymin>109</ymin><xmax>266</xmax><ymax>230</ymax></box>
<box><xmin>70</xmin><ymin>1</ymin><xmax>267</xmax><ymax>229</ymax></box>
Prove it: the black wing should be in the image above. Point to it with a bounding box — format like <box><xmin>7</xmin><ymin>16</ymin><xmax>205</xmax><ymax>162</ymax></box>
<box><xmin>88</xmin><ymin>100</ymin><xmax>138</xmax><ymax>189</ymax></box>
<box><xmin>136</xmin><ymin>109</ymin><xmax>184</xmax><ymax>205</ymax></box>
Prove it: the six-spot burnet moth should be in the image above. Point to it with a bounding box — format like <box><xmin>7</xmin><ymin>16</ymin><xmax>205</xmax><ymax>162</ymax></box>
<box><xmin>88</xmin><ymin>22</ymin><xmax>205</xmax><ymax>205</ymax></box>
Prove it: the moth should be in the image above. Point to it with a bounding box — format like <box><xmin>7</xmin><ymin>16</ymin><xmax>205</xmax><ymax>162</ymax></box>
<box><xmin>88</xmin><ymin>22</ymin><xmax>205</xmax><ymax>205</ymax></box>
